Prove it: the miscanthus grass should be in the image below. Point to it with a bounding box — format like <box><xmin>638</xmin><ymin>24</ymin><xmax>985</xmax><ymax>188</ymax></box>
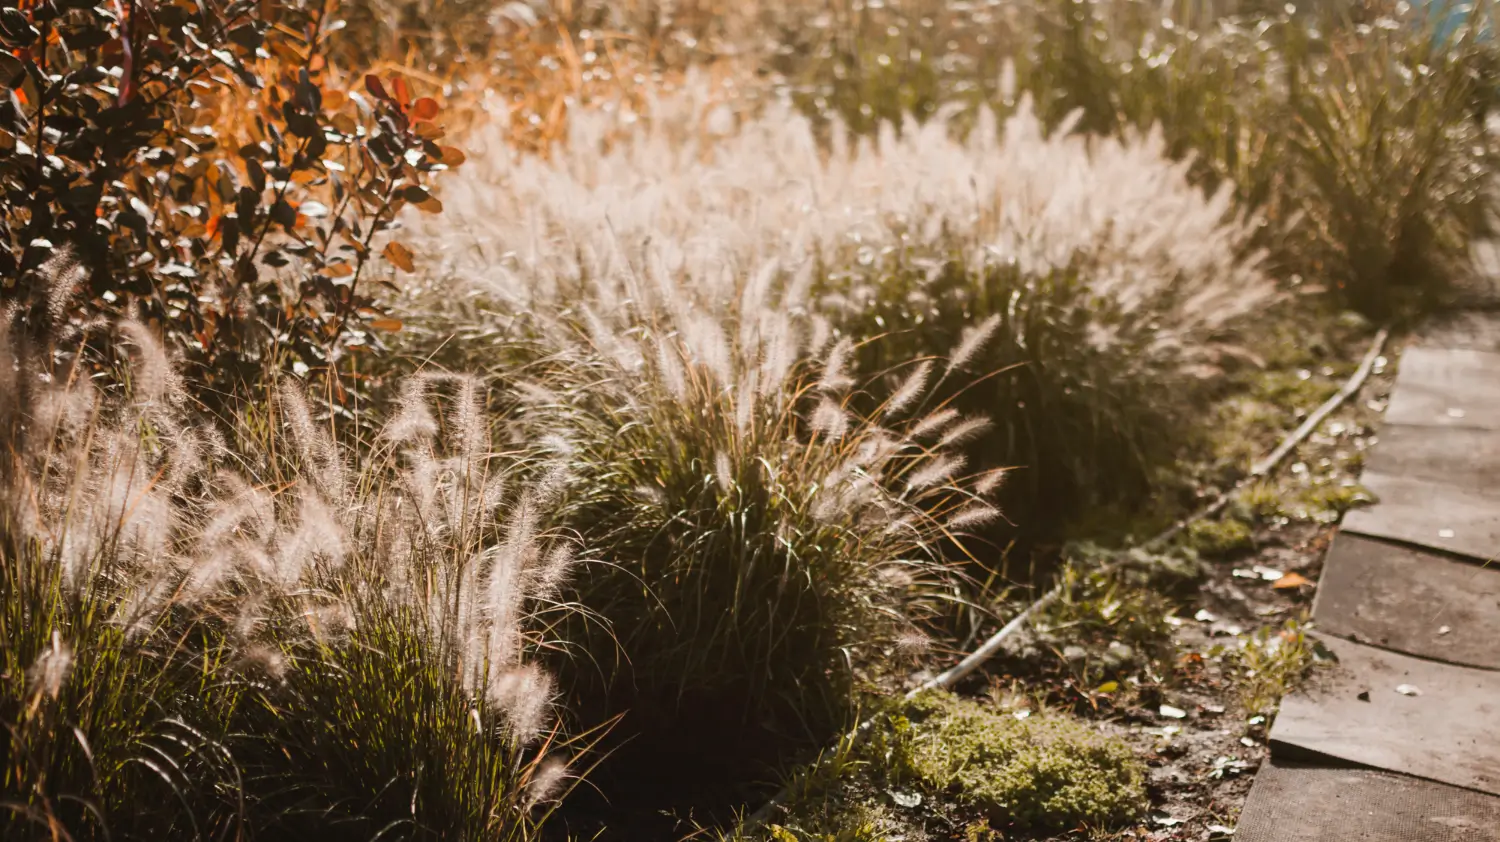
<box><xmin>2</xmin><ymin>292</ymin><xmax>577</xmax><ymax>840</ymax></box>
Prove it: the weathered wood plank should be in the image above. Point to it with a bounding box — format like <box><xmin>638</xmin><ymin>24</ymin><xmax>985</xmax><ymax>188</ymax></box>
<box><xmin>1269</xmin><ymin>633</ymin><xmax>1500</xmax><ymax>797</ymax></box>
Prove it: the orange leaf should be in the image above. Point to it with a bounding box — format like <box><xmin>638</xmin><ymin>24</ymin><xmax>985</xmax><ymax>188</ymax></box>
<box><xmin>416</xmin><ymin>196</ymin><xmax>444</xmax><ymax>214</ymax></box>
<box><xmin>390</xmin><ymin>75</ymin><xmax>411</xmax><ymax>108</ymax></box>
<box><xmin>369</xmin><ymin>318</ymin><xmax>404</xmax><ymax>332</ymax></box>
<box><xmin>383</xmin><ymin>241</ymin><xmax>415</xmax><ymax>272</ymax></box>
<box><xmin>410</xmin><ymin>97</ymin><xmax>439</xmax><ymax>121</ymax></box>
<box><xmin>437</xmin><ymin>145</ymin><xmax>466</xmax><ymax>167</ymax></box>
<box><xmin>1272</xmin><ymin>572</ymin><xmax>1312</xmax><ymax>590</ymax></box>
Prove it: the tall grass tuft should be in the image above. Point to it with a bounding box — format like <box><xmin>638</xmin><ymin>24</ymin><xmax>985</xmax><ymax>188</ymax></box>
<box><xmin>494</xmin><ymin>288</ymin><xmax>1001</xmax><ymax>811</ymax></box>
<box><xmin>2</xmin><ymin>297</ymin><xmax>577</xmax><ymax>840</ymax></box>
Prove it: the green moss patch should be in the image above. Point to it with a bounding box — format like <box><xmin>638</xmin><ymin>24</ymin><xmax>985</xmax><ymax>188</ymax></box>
<box><xmin>905</xmin><ymin>693</ymin><xmax>1146</xmax><ymax>832</ymax></box>
<box><xmin>1185</xmin><ymin>516</ymin><xmax>1254</xmax><ymax>557</ymax></box>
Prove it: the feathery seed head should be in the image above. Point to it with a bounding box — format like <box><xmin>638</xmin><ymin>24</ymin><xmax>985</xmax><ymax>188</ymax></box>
<box><xmin>28</xmin><ymin>631</ymin><xmax>73</xmax><ymax>701</ymax></box>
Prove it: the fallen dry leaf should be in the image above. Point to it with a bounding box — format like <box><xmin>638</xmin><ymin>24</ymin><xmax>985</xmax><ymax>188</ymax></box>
<box><xmin>1272</xmin><ymin>572</ymin><xmax>1312</xmax><ymax>589</ymax></box>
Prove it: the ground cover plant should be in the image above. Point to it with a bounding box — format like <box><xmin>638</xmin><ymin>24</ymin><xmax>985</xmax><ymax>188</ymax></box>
<box><xmin>5</xmin><ymin>0</ymin><xmax>1496</xmax><ymax>839</ymax></box>
<box><xmin>744</xmin><ymin>692</ymin><xmax>1146</xmax><ymax>841</ymax></box>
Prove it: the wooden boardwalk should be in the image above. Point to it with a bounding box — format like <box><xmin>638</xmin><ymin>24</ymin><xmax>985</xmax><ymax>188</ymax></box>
<box><xmin>1237</xmin><ymin>318</ymin><xmax>1500</xmax><ymax>840</ymax></box>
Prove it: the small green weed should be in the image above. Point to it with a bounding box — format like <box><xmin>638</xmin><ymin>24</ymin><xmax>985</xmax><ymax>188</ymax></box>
<box><xmin>1242</xmin><ymin>480</ymin><xmax>1285</xmax><ymax>519</ymax></box>
<box><xmin>1294</xmin><ymin>481</ymin><xmax>1372</xmax><ymax>519</ymax></box>
<box><xmin>1231</xmin><ymin>619</ymin><xmax>1325</xmax><ymax>717</ymax></box>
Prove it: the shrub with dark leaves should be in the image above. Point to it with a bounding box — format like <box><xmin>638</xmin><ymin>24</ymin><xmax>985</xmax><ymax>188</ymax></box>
<box><xmin>0</xmin><ymin>0</ymin><xmax>462</xmax><ymax>404</ymax></box>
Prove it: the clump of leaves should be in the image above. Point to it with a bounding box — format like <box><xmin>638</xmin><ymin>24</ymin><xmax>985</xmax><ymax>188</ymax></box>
<box><xmin>0</xmin><ymin>0</ymin><xmax>463</xmax><ymax>405</ymax></box>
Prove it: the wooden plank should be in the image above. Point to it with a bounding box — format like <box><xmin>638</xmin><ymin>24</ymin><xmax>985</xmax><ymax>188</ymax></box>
<box><xmin>1269</xmin><ymin>633</ymin><xmax>1500</xmax><ymax>796</ymax></box>
<box><xmin>1342</xmin><ymin>472</ymin><xmax>1500</xmax><ymax>562</ymax></box>
<box><xmin>1419</xmin><ymin>311</ymin><xmax>1500</xmax><ymax>354</ymax></box>
<box><xmin>1385</xmin><ymin>347</ymin><xmax>1500</xmax><ymax>431</ymax></box>
<box><xmin>1237</xmin><ymin>759</ymin><xmax>1500</xmax><ymax>842</ymax></box>
<box><xmin>1364</xmin><ymin>425</ymin><xmax>1500</xmax><ymax>492</ymax></box>
<box><xmin>1314</xmin><ymin>533</ymin><xmax>1500</xmax><ymax>670</ymax></box>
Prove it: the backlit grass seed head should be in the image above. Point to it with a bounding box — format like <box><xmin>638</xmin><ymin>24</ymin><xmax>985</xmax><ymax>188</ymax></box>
<box><xmin>487</xmin><ymin>663</ymin><xmax>556</xmax><ymax>746</ymax></box>
<box><xmin>383</xmin><ymin>375</ymin><xmax>441</xmax><ymax>444</ymax></box>
<box><xmin>910</xmin><ymin>408</ymin><xmax>961</xmax><ymax>441</ymax></box>
<box><xmin>27</xmin><ymin>631</ymin><xmax>73</xmax><ymax>702</ymax></box>
<box><xmin>975</xmin><ymin>468</ymin><xmax>1008</xmax><ymax>496</ymax></box>
<box><xmin>525</xmin><ymin>758</ymin><xmax>570</xmax><ymax>808</ymax></box>
<box><xmin>945</xmin><ymin>503</ymin><xmax>1003</xmax><ymax>532</ymax></box>
<box><xmin>277</xmin><ymin>383</ymin><xmax>346</xmax><ymax>502</ymax></box>
<box><xmin>236</xmin><ymin>643</ymin><xmax>289</xmax><ymax>683</ymax></box>
<box><xmin>938</xmin><ymin>417</ymin><xmax>994</xmax><ymax>449</ymax></box>
<box><xmin>905</xmin><ymin>455</ymin><xmax>966</xmax><ymax>493</ymax></box>
<box><xmin>884</xmin><ymin>360</ymin><xmax>933</xmax><ymax>420</ymax></box>
<box><xmin>946</xmin><ymin>314</ymin><xmax>1002</xmax><ymax>375</ymax></box>
<box><xmin>811</xmin><ymin>396</ymin><xmax>851</xmax><ymax>439</ymax></box>
<box><xmin>819</xmin><ymin>337</ymin><xmax>857</xmax><ymax>393</ymax></box>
